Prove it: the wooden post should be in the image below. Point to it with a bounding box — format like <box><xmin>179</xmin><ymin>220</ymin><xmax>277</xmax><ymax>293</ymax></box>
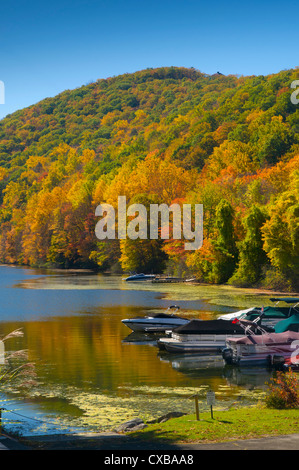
<box><xmin>194</xmin><ymin>394</ymin><xmax>199</xmax><ymax>421</ymax></box>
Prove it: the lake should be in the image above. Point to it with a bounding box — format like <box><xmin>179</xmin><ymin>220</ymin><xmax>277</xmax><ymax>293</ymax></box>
<box><xmin>0</xmin><ymin>265</ymin><xmax>276</xmax><ymax>436</ymax></box>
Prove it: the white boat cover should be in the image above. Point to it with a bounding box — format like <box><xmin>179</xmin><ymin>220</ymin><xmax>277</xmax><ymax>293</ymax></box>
<box><xmin>218</xmin><ymin>308</ymin><xmax>257</xmax><ymax>320</ymax></box>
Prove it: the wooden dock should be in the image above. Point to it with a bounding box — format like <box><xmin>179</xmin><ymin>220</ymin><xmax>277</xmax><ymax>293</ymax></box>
<box><xmin>152</xmin><ymin>277</ymin><xmax>191</xmax><ymax>283</ymax></box>
<box><xmin>152</xmin><ymin>277</ymin><xmax>199</xmax><ymax>283</ymax></box>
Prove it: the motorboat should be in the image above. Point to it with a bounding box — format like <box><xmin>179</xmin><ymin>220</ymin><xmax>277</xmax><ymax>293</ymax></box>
<box><xmin>218</xmin><ymin>307</ymin><xmax>261</xmax><ymax>321</ymax></box>
<box><xmin>222</xmin><ymin>312</ymin><xmax>299</xmax><ymax>367</ymax></box>
<box><xmin>156</xmin><ymin>316</ymin><xmax>270</xmax><ymax>354</ymax></box>
<box><xmin>123</xmin><ymin>273</ymin><xmax>156</xmax><ymax>281</ymax></box>
<box><xmin>222</xmin><ymin>330</ymin><xmax>299</xmax><ymax>367</ymax></box>
<box><xmin>218</xmin><ymin>297</ymin><xmax>299</xmax><ymax>328</ymax></box>
<box><xmin>121</xmin><ymin>305</ymin><xmax>190</xmax><ymax>332</ymax></box>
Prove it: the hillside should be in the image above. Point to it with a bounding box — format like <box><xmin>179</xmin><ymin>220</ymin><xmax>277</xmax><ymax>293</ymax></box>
<box><xmin>0</xmin><ymin>66</ymin><xmax>299</xmax><ymax>290</ymax></box>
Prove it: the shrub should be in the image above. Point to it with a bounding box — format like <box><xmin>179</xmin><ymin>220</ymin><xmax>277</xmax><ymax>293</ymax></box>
<box><xmin>264</xmin><ymin>370</ymin><xmax>299</xmax><ymax>409</ymax></box>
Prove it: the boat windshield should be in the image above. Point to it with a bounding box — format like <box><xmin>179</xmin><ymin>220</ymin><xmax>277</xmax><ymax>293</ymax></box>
<box><xmin>270</xmin><ymin>298</ymin><xmax>299</xmax><ymax>314</ymax></box>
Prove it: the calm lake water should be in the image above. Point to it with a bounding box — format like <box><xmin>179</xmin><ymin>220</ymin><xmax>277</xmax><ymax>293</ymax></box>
<box><xmin>0</xmin><ymin>265</ymin><xmax>277</xmax><ymax>436</ymax></box>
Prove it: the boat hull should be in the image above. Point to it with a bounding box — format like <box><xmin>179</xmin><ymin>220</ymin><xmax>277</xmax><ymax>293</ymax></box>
<box><xmin>123</xmin><ymin>274</ymin><xmax>156</xmax><ymax>281</ymax></box>
<box><xmin>121</xmin><ymin>318</ymin><xmax>189</xmax><ymax>332</ymax></box>
<box><xmin>158</xmin><ymin>334</ymin><xmax>244</xmax><ymax>353</ymax></box>
<box><xmin>222</xmin><ymin>331</ymin><xmax>299</xmax><ymax>367</ymax></box>
<box><xmin>161</xmin><ymin>341</ymin><xmax>225</xmax><ymax>354</ymax></box>
<box><xmin>222</xmin><ymin>348</ymin><xmax>287</xmax><ymax>367</ymax></box>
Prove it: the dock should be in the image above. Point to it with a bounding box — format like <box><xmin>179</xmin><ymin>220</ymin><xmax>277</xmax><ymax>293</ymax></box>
<box><xmin>152</xmin><ymin>277</ymin><xmax>198</xmax><ymax>283</ymax></box>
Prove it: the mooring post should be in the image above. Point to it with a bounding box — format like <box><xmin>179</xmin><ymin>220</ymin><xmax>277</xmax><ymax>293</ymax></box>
<box><xmin>194</xmin><ymin>394</ymin><xmax>199</xmax><ymax>421</ymax></box>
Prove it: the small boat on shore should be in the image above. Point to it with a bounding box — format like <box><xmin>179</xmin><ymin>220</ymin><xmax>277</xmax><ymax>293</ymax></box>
<box><xmin>157</xmin><ymin>316</ymin><xmax>269</xmax><ymax>354</ymax></box>
<box><xmin>121</xmin><ymin>305</ymin><xmax>190</xmax><ymax>332</ymax></box>
<box><xmin>123</xmin><ymin>273</ymin><xmax>156</xmax><ymax>281</ymax></box>
<box><xmin>222</xmin><ymin>330</ymin><xmax>299</xmax><ymax>367</ymax></box>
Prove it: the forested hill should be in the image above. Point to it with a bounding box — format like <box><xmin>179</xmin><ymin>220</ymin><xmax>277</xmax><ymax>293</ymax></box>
<box><xmin>0</xmin><ymin>66</ymin><xmax>299</xmax><ymax>290</ymax></box>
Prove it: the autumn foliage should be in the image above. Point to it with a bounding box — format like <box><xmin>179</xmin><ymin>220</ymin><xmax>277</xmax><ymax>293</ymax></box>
<box><xmin>264</xmin><ymin>370</ymin><xmax>299</xmax><ymax>409</ymax></box>
<box><xmin>0</xmin><ymin>66</ymin><xmax>299</xmax><ymax>289</ymax></box>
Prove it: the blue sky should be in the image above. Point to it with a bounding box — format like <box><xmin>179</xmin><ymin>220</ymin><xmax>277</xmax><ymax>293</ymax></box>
<box><xmin>0</xmin><ymin>0</ymin><xmax>298</xmax><ymax>119</ymax></box>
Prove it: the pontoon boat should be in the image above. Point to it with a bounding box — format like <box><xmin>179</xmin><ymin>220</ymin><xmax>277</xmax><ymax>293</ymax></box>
<box><xmin>157</xmin><ymin>316</ymin><xmax>270</xmax><ymax>354</ymax></box>
<box><xmin>222</xmin><ymin>330</ymin><xmax>299</xmax><ymax>367</ymax></box>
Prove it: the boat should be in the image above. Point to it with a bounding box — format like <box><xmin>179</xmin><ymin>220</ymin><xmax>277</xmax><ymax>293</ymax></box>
<box><xmin>218</xmin><ymin>307</ymin><xmax>261</xmax><ymax>321</ymax></box>
<box><xmin>282</xmin><ymin>356</ymin><xmax>299</xmax><ymax>371</ymax></box>
<box><xmin>272</xmin><ymin>313</ymin><xmax>299</xmax><ymax>333</ymax></box>
<box><xmin>123</xmin><ymin>273</ymin><xmax>156</xmax><ymax>281</ymax></box>
<box><xmin>222</xmin><ymin>330</ymin><xmax>299</xmax><ymax>367</ymax></box>
<box><xmin>222</xmin><ymin>312</ymin><xmax>299</xmax><ymax>367</ymax></box>
<box><xmin>218</xmin><ymin>297</ymin><xmax>299</xmax><ymax>328</ymax></box>
<box><xmin>156</xmin><ymin>316</ymin><xmax>269</xmax><ymax>354</ymax></box>
<box><xmin>121</xmin><ymin>305</ymin><xmax>190</xmax><ymax>332</ymax></box>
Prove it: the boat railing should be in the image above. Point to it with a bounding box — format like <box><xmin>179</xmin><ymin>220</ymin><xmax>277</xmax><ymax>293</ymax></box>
<box><xmin>235</xmin><ymin>314</ymin><xmax>270</xmax><ymax>337</ymax></box>
<box><xmin>270</xmin><ymin>298</ymin><xmax>299</xmax><ymax>315</ymax></box>
<box><xmin>292</xmin><ymin>303</ymin><xmax>299</xmax><ymax>314</ymax></box>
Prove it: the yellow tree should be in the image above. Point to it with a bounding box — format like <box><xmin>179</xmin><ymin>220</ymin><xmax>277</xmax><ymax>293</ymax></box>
<box><xmin>22</xmin><ymin>187</ymin><xmax>66</xmax><ymax>265</ymax></box>
<box><xmin>262</xmin><ymin>170</ymin><xmax>299</xmax><ymax>290</ymax></box>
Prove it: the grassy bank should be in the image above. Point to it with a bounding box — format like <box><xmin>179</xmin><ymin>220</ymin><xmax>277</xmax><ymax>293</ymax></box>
<box><xmin>130</xmin><ymin>406</ymin><xmax>299</xmax><ymax>444</ymax></box>
<box><xmin>10</xmin><ymin>405</ymin><xmax>299</xmax><ymax>450</ymax></box>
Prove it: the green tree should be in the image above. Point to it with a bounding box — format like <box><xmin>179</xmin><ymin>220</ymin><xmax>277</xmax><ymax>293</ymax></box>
<box><xmin>210</xmin><ymin>199</ymin><xmax>238</xmax><ymax>283</ymax></box>
<box><xmin>119</xmin><ymin>193</ymin><xmax>168</xmax><ymax>273</ymax></box>
<box><xmin>229</xmin><ymin>205</ymin><xmax>268</xmax><ymax>286</ymax></box>
<box><xmin>255</xmin><ymin>117</ymin><xmax>296</xmax><ymax>166</ymax></box>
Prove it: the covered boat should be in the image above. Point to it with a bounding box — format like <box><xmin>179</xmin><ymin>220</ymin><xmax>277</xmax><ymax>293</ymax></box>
<box><xmin>121</xmin><ymin>306</ymin><xmax>190</xmax><ymax>332</ymax></box>
<box><xmin>273</xmin><ymin>313</ymin><xmax>299</xmax><ymax>333</ymax></box>
<box><xmin>222</xmin><ymin>330</ymin><xmax>299</xmax><ymax>367</ymax></box>
<box><xmin>218</xmin><ymin>297</ymin><xmax>299</xmax><ymax>328</ymax></box>
<box><xmin>156</xmin><ymin>317</ymin><xmax>268</xmax><ymax>354</ymax></box>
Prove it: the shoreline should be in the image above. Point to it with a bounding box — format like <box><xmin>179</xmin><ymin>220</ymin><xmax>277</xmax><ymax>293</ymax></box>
<box><xmin>7</xmin><ymin>406</ymin><xmax>299</xmax><ymax>450</ymax></box>
<box><xmin>1</xmin><ymin>263</ymin><xmax>299</xmax><ymax>296</ymax></box>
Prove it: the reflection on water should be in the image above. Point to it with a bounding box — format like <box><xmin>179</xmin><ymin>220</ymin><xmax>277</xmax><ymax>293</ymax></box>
<box><xmin>0</xmin><ymin>265</ymin><xmax>276</xmax><ymax>436</ymax></box>
<box><xmin>158</xmin><ymin>352</ymin><xmax>274</xmax><ymax>387</ymax></box>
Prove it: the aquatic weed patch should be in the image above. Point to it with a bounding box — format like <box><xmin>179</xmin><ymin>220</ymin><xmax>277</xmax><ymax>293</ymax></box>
<box><xmin>4</xmin><ymin>382</ymin><xmax>268</xmax><ymax>433</ymax></box>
